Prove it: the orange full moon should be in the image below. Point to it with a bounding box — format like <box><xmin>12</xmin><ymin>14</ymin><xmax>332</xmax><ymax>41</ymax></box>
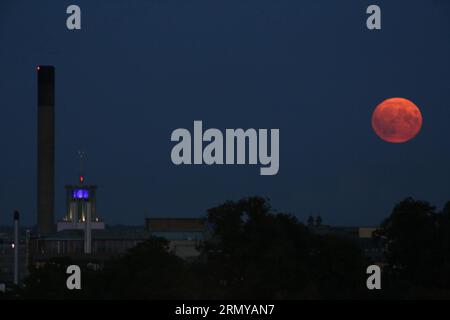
<box><xmin>371</xmin><ymin>97</ymin><xmax>423</xmax><ymax>143</ymax></box>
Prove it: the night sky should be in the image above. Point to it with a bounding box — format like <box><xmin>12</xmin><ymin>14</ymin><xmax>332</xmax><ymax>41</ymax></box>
<box><xmin>1</xmin><ymin>0</ymin><xmax>449</xmax><ymax>227</ymax></box>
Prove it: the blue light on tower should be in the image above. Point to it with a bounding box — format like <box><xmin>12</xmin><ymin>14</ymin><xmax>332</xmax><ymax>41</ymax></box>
<box><xmin>73</xmin><ymin>189</ymin><xmax>89</xmax><ymax>199</ymax></box>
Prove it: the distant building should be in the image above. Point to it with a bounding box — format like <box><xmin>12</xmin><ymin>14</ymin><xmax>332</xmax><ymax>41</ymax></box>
<box><xmin>29</xmin><ymin>172</ymin><xmax>206</xmax><ymax>268</ymax></box>
<box><xmin>146</xmin><ymin>218</ymin><xmax>205</xmax><ymax>260</ymax></box>
<box><xmin>30</xmin><ymin>221</ymin><xmax>205</xmax><ymax>265</ymax></box>
<box><xmin>308</xmin><ymin>224</ymin><xmax>384</xmax><ymax>264</ymax></box>
<box><xmin>29</xmin><ymin>227</ymin><xmax>153</xmax><ymax>266</ymax></box>
<box><xmin>31</xmin><ymin>217</ymin><xmax>206</xmax><ymax>260</ymax></box>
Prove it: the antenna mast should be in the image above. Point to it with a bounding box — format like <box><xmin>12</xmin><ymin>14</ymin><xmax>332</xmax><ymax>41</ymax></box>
<box><xmin>78</xmin><ymin>150</ymin><xmax>86</xmax><ymax>183</ymax></box>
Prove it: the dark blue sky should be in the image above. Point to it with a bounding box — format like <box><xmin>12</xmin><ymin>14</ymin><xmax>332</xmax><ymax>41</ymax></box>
<box><xmin>1</xmin><ymin>0</ymin><xmax>449</xmax><ymax>227</ymax></box>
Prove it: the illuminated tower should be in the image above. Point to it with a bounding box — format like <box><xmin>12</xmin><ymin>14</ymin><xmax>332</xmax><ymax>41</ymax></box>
<box><xmin>63</xmin><ymin>178</ymin><xmax>98</xmax><ymax>226</ymax></box>
<box><xmin>57</xmin><ymin>153</ymin><xmax>104</xmax><ymax>234</ymax></box>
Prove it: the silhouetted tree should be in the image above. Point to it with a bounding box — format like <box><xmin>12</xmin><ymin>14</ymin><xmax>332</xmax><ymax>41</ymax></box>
<box><xmin>199</xmin><ymin>197</ymin><xmax>367</xmax><ymax>299</ymax></box>
<box><xmin>374</xmin><ymin>197</ymin><xmax>450</xmax><ymax>297</ymax></box>
<box><xmin>308</xmin><ymin>234</ymin><xmax>368</xmax><ymax>299</ymax></box>
<box><xmin>90</xmin><ymin>236</ymin><xmax>197</xmax><ymax>299</ymax></box>
<box><xmin>315</xmin><ymin>215</ymin><xmax>322</xmax><ymax>226</ymax></box>
<box><xmin>17</xmin><ymin>257</ymin><xmax>91</xmax><ymax>299</ymax></box>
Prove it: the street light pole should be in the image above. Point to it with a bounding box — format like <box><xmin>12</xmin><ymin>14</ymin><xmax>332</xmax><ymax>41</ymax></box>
<box><xmin>13</xmin><ymin>210</ymin><xmax>19</xmax><ymax>285</ymax></box>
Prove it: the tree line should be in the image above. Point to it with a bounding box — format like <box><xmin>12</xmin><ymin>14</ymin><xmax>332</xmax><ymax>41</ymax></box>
<box><xmin>4</xmin><ymin>196</ymin><xmax>450</xmax><ymax>299</ymax></box>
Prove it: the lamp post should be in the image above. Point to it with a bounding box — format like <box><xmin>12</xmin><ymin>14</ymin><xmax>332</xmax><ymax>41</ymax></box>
<box><xmin>13</xmin><ymin>210</ymin><xmax>19</xmax><ymax>285</ymax></box>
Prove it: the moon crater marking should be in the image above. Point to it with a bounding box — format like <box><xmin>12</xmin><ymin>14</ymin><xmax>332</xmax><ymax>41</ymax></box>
<box><xmin>371</xmin><ymin>97</ymin><xmax>423</xmax><ymax>143</ymax></box>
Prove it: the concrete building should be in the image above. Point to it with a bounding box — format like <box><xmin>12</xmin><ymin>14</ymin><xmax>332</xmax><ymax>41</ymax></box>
<box><xmin>29</xmin><ymin>222</ymin><xmax>205</xmax><ymax>266</ymax></box>
<box><xmin>30</xmin><ymin>177</ymin><xmax>205</xmax><ymax>265</ymax></box>
<box><xmin>30</xmin><ymin>217</ymin><xmax>206</xmax><ymax>266</ymax></box>
<box><xmin>29</xmin><ymin>227</ymin><xmax>153</xmax><ymax>265</ymax></box>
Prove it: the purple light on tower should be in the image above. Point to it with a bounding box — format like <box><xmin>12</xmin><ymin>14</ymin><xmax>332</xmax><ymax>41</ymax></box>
<box><xmin>73</xmin><ymin>189</ymin><xmax>89</xmax><ymax>199</ymax></box>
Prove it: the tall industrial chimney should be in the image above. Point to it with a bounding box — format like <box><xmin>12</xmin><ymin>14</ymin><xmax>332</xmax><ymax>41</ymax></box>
<box><xmin>37</xmin><ymin>66</ymin><xmax>55</xmax><ymax>234</ymax></box>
